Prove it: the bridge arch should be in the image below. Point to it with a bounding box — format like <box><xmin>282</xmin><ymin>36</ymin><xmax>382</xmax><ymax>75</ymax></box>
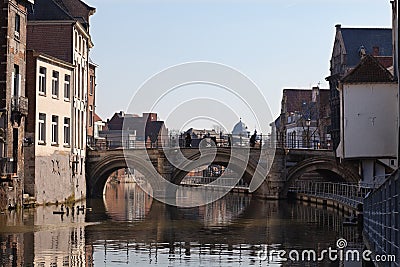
<box><xmin>282</xmin><ymin>156</ymin><xmax>361</xmax><ymax>196</ymax></box>
<box><xmin>170</xmin><ymin>149</ymin><xmax>264</xmax><ymax>186</ymax></box>
<box><xmin>87</xmin><ymin>152</ymin><xmax>156</xmax><ymax>198</ymax></box>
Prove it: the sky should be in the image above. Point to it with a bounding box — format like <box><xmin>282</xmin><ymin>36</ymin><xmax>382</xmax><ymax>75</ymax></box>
<box><xmin>85</xmin><ymin>0</ymin><xmax>393</xmax><ymax>133</ymax></box>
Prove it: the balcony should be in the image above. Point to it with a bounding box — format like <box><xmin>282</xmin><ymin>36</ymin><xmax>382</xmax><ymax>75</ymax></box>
<box><xmin>0</xmin><ymin>158</ymin><xmax>16</xmax><ymax>180</ymax></box>
<box><xmin>11</xmin><ymin>96</ymin><xmax>28</xmax><ymax>116</ymax></box>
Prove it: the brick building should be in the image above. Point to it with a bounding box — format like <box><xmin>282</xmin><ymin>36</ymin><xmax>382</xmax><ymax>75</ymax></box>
<box><xmin>101</xmin><ymin>112</ymin><xmax>168</xmax><ymax>149</ymax></box>
<box><xmin>275</xmin><ymin>87</ymin><xmax>330</xmax><ymax>149</ymax></box>
<box><xmin>87</xmin><ymin>59</ymin><xmax>97</xmax><ymax>146</ymax></box>
<box><xmin>0</xmin><ymin>0</ymin><xmax>34</xmax><ymax>210</ymax></box>
<box><xmin>25</xmin><ymin>0</ymin><xmax>96</xmax><ymax>203</ymax></box>
<box><xmin>326</xmin><ymin>25</ymin><xmax>392</xmax><ymax>151</ymax></box>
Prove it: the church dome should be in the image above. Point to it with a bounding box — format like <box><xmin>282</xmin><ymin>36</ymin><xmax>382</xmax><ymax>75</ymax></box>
<box><xmin>232</xmin><ymin>119</ymin><xmax>248</xmax><ymax>136</ymax></box>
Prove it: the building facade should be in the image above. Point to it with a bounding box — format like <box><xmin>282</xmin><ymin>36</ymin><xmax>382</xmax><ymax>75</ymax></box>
<box><xmin>276</xmin><ymin>87</ymin><xmax>330</xmax><ymax>149</ymax></box>
<box><xmin>326</xmin><ymin>25</ymin><xmax>392</xmax><ymax>151</ymax></box>
<box><xmin>87</xmin><ymin>59</ymin><xmax>97</xmax><ymax>146</ymax></box>
<box><xmin>337</xmin><ymin>55</ymin><xmax>397</xmax><ymax>185</ymax></box>
<box><xmin>24</xmin><ymin>51</ymin><xmax>80</xmax><ymax>204</ymax></box>
<box><xmin>26</xmin><ymin>0</ymin><xmax>96</xmax><ymax>202</ymax></box>
<box><xmin>101</xmin><ymin>112</ymin><xmax>168</xmax><ymax>149</ymax></box>
<box><xmin>0</xmin><ymin>0</ymin><xmax>34</xmax><ymax>210</ymax></box>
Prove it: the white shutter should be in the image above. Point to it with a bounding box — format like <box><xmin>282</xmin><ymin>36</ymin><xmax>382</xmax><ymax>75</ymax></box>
<box><xmin>18</xmin><ymin>74</ymin><xmax>21</xmax><ymax>97</ymax></box>
<box><xmin>11</xmin><ymin>71</ymin><xmax>15</xmax><ymax>98</ymax></box>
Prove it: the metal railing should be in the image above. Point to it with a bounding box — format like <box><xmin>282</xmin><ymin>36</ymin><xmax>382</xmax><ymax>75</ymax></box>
<box><xmin>180</xmin><ymin>176</ymin><xmax>249</xmax><ymax>191</ymax></box>
<box><xmin>286</xmin><ymin>136</ymin><xmax>332</xmax><ymax>150</ymax></box>
<box><xmin>363</xmin><ymin>170</ymin><xmax>399</xmax><ymax>266</ymax></box>
<box><xmin>89</xmin><ymin>134</ymin><xmax>275</xmax><ymax>151</ymax></box>
<box><xmin>289</xmin><ymin>180</ymin><xmax>375</xmax><ymax>209</ymax></box>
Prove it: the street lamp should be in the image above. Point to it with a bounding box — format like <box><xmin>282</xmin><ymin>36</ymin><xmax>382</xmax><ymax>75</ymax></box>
<box><xmin>305</xmin><ymin>118</ymin><xmax>311</xmax><ymax>148</ymax></box>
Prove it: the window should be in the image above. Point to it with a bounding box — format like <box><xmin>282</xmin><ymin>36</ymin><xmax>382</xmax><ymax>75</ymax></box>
<box><xmin>63</xmin><ymin>118</ymin><xmax>70</xmax><ymax>146</ymax></box>
<box><xmin>15</xmin><ymin>14</ymin><xmax>20</xmax><ymax>39</ymax></box>
<box><xmin>88</xmin><ymin>105</ymin><xmax>93</xmax><ymax>127</ymax></box>
<box><xmin>89</xmin><ymin>75</ymin><xmax>94</xmax><ymax>95</ymax></box>
<box><xmin>13</xmin><ymin>65</ymin><xmax>20</xmax><ymax>97</ymax></box>
<box><xmin>51</xmin><ymin>115</ymin><xmax>58</xmax><ymax>144</ymax></box>
<box><xmin>39</xmin><ymin>67</ymin><xmax>46</xmax><ymax>95</ymax></box>
<box><xmin>77</xmin><ymin>64</ymin><xmax>81</xmax><ymax>98</ymax></box>
<box><xmin>64</xmin><ymin>74</ymin><xmax>70</xmax><ymax>100</ymax></box>
<box><xmin>38</xmin><ymin>113</ymin><xmax>46</xmax><ymax>144</ymax></box>
<box><xmin>52</xmin><ymin>71</ymin><xmax>59</xmax><ymax>97</ymax></box>
<box><xmin>75</xmin><ymin>32</ymin><xmax>78</xmax><ymax>50</ymax></box>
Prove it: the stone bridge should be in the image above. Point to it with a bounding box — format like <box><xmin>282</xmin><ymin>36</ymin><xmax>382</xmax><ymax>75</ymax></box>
<box><xmin>86</xmin><ymin>147</ymin><xmax>360</xmax><ymax>199</ymax></box>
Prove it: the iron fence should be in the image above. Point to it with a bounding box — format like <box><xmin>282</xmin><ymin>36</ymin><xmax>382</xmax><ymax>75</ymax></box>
<box><xmin>285</xmin><ymin>135</ymin><xmax>332</xmax><ymax>150</ymax></box>
<box><xmin>289</xmin><ymin>180</ymin><xmax>375</xmax><ymax>209</ymax></box>
<box><xmin>89</xmin><ymin>134</ymin><xmax>277</xmax><ymax>150</ymax></box>
<box><xmin>363</xmin><ymin>170</ymin><xmax>399</xmax><ymax>266</ymax></box>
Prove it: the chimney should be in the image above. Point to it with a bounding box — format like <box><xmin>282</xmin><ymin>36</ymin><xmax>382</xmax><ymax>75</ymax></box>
<box><xmin>372</xmin><ymin>46</ymin><xmax>380</xmax><ymax>56</ymax></box>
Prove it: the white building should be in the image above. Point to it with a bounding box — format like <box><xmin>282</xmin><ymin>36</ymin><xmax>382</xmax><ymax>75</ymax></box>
<box><xmin>26</xmin><ymin>0</ymin><xmax>96</xmax><ymax>203</ymax></box>
<box><xmin>24</xmin><ymin>51</ymin><xmax>83</xmax><ymax>204</ymax></box>
<box><xmin>337</xmin><ymin>55</ymin><xmax>398</xmax><ymax>185</ymax></box>
<box><xmin>72</xmin><ymin>23</ymin><xmax>91</xmax><ymax>186</ymax></box>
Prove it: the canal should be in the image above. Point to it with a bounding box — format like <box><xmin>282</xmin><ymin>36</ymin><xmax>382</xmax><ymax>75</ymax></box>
<box><xmin>0</xmin><ymin>181</ymin><xmax>363</xmax><ymax>266</ymax></box>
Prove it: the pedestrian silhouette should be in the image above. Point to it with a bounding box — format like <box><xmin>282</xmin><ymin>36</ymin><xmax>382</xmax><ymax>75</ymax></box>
<box><xmin>185</xmin><ymin>133</ymin><xmax>192</xmax><ymax>147</ymax></box>
<box><xmin>250</xmin><ymin>130</ymin><xmax>257</xmax><ymax>148</ymax></box>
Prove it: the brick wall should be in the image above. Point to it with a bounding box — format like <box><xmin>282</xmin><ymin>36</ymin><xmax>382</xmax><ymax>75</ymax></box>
<box><xmin>27</xmin><ymin>23</ymin><xmax>73</xmax><ymax>63</ymax></box>
<box><xmin>25</xmin><ymin>50</ymin><xmax>37</xmax><ymax>134</ymax></box>
<box><xmin>87</xmin><ymin>64</ymin><xmax>95</xmax><ymax>139</ymax></box>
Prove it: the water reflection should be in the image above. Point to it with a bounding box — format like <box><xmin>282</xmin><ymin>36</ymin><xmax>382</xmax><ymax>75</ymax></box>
<box><xmin>0</xmin><ymin>204</ymin><xmax>89</xmax><ymax>267</ymax></box>
<box><xmin>0</xmin><ymin>181</ymin><xmax>363</xmax><ymax>266</ymax></box>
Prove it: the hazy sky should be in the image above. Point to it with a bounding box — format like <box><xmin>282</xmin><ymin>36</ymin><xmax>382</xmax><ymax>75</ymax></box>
<box><xmin>85</xmin><ymin>0</ymin><xmax>393</xmax><ymax>133</ymax></box>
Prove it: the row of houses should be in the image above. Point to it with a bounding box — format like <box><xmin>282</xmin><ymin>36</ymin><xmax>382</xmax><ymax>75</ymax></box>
<box><xmin>0</xmin><ymin>0</ymin><xmax>99</xmax><ymax>210</ymax></box>
<box><xmin>274</xmin><ymin>2</ymin><xmax>398</xmax><ymax>186</ymax></box>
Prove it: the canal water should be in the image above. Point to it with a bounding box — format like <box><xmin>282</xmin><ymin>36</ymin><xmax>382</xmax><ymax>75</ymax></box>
<box><xmin>0</xmin><ymin>181</ymin><xmax>363</xmax><ymax>266</ymax></box>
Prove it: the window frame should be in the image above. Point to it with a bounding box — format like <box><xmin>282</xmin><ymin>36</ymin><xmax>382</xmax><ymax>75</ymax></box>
<box><xmin>14</xmin><ymin>14</ymin><xmax>20</xmax><ymax>39</ymax></box>
<box><xmin>38</xmin><ymin>67</ymin><xmax>47</xmax><ymax>95</ymax></box>
<box><xmin>63</xmin><ymin>117</ymin><xmax>70</xmax><ymax>146</ymax></box>
<box><xmin>64</xmin><ymin>74</ymin><xmax>71</xmax><ymax>101</ymax></box>
<box><xmin>51</xmin><ymin>71</ymin><xmax>59</xmax><ymax>98</ymax></box>
<box><xmin>51</xmin><ymin>115</ymin><xmax>59</xmax><ymax>145</ymax></box>
<box><xmin>38</xmin><ymin>113</ymin><xmax>46</xmax><ymax>144</ymax></box>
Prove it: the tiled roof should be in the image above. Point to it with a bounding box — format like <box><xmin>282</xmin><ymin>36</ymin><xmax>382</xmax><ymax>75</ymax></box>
<box><xmin>340</xmin><ymin>28</ymin><xmax>392</xmax><ymax>67</ymax></box>
<box><xmin>93</xmin><ymin>113</ymin><xmax>103</xmax><ymax>123</ymax></box>
<box><xmin>283</xmin><ymin>88</ymin><xmax>330</xmax><ymax>114</ymax></box>
<box><xmin>341</xmin><ymin>55</ymin><xmax>395</xmax><ymax>83</ymax></box>
<box><xmin>28</xmin><ymin>0</ymin><xmax>95</xmax><ymax>26</ymax></box>
<box><xmin>145</xmin><ymin>121</ymin><xmax>165</xmax><ymax>142</ymax></box>
<box><xmin>28</xmin><ymin>0</ymin><xmax>74</xmax><ymax>21</ymax></box>
<box><xmin>375</xmin><ymin>56</ymin><xmax>393</xmax><ymax>69</ymax></box>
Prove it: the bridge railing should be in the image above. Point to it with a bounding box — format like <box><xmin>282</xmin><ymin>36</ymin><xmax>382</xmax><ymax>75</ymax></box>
<box><xmin>89</xmin><ymin>134</ymin><xmax>277</xmax><ymax>150</ymax></box>
<box><xmin>289</xmin><ymin>180</ymin><xmax>376</xmax><ymax>209</ymax></box>
<box><xmin>284</xmin><ymin>135</ymin><xmax>332</xmax><ymax>150</ymax></box>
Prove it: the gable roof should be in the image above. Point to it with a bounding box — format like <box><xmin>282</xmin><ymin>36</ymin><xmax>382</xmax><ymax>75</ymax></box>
<box><xmin>28</xmin><ymin>0</ymin><xmax>75</xmax><ymax>21</ymax></box>
<box><xmin>283</xmin><ymin>88</ymin><xmax>330</xmax><ymax>114</ymax></box>
<box><xmin>341</xmin><ymin>54</ymin><xmax>395</xmax><ymax>83</ymax></box>
<box><xmin>93</xmin><ymin>113</ymin><xmax>103</xmax><ymax>123</ymax></box>
<box><xmin>28</xmin><ymin>0</ymin><xmax>95</xmax><ymax>27</ymax></box>
<box><xmin>340</xmin><ymin>27</ymin><xmax>392</xmax><ymax>67</ymax></box>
